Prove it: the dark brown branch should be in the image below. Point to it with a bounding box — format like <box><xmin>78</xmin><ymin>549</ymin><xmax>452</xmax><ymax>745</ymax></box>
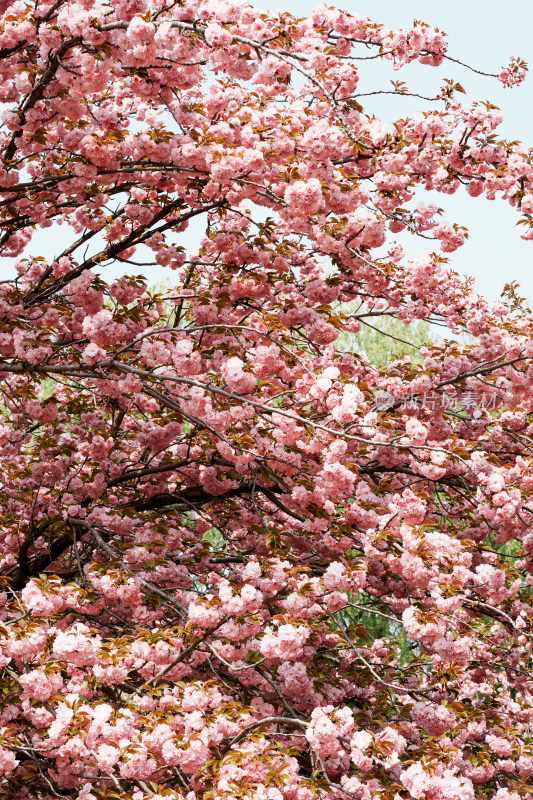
<box><xmin>2</xmin><ymin>479</ymin><xmax>287</xmax><ymax>589</ymax></box>
<box><xmin>4</xmin><ymin>36</ymin><xmax>83</xmax><ymax>162</ymax></box>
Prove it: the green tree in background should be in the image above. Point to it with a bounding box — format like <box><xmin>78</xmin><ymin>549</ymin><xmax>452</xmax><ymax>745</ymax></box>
<box><xmin>338</xmin><ymin>309</ymin><xmax>435</xmax><ymax>366</ymax></box>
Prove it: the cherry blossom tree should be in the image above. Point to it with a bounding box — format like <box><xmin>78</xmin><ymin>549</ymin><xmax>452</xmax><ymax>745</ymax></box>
<box><xmin>1</xmin><ymin>1</ymin><xmax>533</xmax><ymax>799</ymax></box>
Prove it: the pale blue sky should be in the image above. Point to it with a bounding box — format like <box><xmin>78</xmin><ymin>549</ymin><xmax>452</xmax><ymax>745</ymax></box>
<box><xmin>5</xmin><ymin>1</ymin><xmax>533</xmax><ymax>305</ymax></box>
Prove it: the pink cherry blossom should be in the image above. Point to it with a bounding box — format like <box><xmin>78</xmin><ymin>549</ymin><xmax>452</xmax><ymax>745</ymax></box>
<box><xmin>0</xmin><ymin>1</ymin><xmax>530</xmax><ymax>798</ymax></box>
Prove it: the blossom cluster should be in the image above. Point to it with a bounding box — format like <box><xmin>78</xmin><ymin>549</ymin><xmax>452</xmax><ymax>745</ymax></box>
<box><xmin>0</xmin><ymin>0</ymin><xmax>531</xmax><ymax>799</ymax></box>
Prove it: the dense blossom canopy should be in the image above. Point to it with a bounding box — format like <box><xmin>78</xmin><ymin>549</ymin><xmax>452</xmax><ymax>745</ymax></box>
<box><xmin>1</xmin><ymin>1</ymin><xmax>533</xmax><ymax>799</ymax></box>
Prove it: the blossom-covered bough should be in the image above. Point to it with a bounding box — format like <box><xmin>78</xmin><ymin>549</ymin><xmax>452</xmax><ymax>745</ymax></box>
<box><xmin>0</xmin><ymin>0</ymin><xmax>533</xmax><ymax>798</ymax></box>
